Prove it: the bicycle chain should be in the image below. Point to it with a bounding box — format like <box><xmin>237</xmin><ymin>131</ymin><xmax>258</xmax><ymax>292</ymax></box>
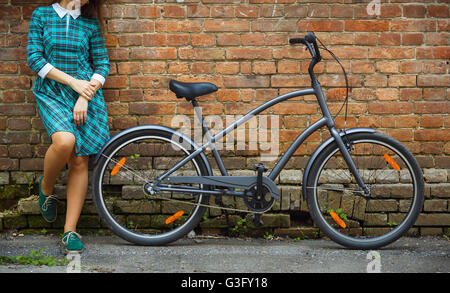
<box><xmin>145</xmin><ymin>191</ymin><xmax>267</xmax><ymax>215</ymax></box>
<box><xmin>101</xmin><ymin>153</ymin><xmax>267</xmax><ymax>214</ymax></box>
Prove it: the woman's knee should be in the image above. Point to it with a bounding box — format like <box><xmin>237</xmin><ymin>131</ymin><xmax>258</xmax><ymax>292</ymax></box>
<box><xmin>68</xmin><ymin>154</ymin><xmax>89</xmax><ymax>171</ymax></box>
<box><xmin>51</xmin><ymin>132</ymin><xmax>76</xmax><ymax>154</ymax></box>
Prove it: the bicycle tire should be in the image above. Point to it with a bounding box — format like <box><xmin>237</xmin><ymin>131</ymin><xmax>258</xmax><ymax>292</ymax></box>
<box><xmin>92</xmin><ymin>128</ymin><xmax>211</xmax><ymax>245</ymax></box>
<box><xmin>306</xmin><ymin>132</ymin><xmax>424</xmax><ymax>249</ymax></box>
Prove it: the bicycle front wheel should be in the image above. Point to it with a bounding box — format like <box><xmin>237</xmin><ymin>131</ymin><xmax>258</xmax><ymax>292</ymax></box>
<box><xmin>306</xmin><ymin>132</ymin><xmax>424</xmax><ymax>249</ymax></box>
<box><xmin>92</xmin><ymin>128</ymin><xmax>210</xmax><ymax>245</ymax></box>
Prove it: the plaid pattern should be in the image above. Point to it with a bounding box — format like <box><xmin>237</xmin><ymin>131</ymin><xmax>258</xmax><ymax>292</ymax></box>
<box><xmin>27</xmin><ymin>5</ymin><xmax>111</xmax><ymax>156</ymax></box>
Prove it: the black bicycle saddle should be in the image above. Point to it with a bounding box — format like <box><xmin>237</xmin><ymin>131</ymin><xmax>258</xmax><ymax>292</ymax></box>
<box><xmin>169</xmin><ymin>80</ymin><xmax>218</xmax><ymax>101</ymax></box>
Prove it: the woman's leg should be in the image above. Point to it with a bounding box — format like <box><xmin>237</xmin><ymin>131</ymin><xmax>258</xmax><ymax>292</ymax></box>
<box><xmin>41</xmin><ymin>131</ymin><xmax>76</xmax><ymax>195</ymax></box>
<box><xmin>64</xmin><ymin>147</ymin><xmax>89</xmax><ymax>233</ymax></box>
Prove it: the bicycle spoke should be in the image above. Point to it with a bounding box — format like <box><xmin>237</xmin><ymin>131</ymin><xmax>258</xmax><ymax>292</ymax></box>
<box><xmin>307</xmin><ymin>134</ymin><xmax>422</xmax><ymax>248</ymax></box>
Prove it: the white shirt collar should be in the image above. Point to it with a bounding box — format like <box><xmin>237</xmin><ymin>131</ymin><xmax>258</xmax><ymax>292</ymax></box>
<box><xmin>52</xmin><ymin>2</ymin><xmax>81</xmax><ymax>19</ymax></box>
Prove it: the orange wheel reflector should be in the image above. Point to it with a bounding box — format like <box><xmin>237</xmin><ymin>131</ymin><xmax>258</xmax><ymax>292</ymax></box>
<box><xmin>384</xmin><ymin>153</ymin><xmax>400</xmax><ymax>171</ymax></box>
<box><xmin>165</xmin><ymin>211</ymin><xmax>185</xmax><ymax>225</ymax></box>
<box><xmin>110</xmin><ymin>157</ymin><xmax>126</xmax><ymax>176</ymax></box>
<box><xmin>329</xmin><ymin>211</ymin><xmax>347</xmax><ymax>229</ymax></box>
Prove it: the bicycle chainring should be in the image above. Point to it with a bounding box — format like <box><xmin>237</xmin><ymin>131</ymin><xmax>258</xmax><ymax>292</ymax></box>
<box><xmin>243</xmin><ymin>185</ymin><xmax>274</xmax><ymax>213</ymax></box>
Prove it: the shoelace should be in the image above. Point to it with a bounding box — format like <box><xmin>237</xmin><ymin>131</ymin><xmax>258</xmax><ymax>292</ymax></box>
<box><xmin>63</xmin><ymin>231</ymin><xmax>82</xmax><ymax>244</ymax></box>
<box><xmin>41</xmin><ymin>194</ymin><xmax>59</xmax><ymax>212</ymax></box>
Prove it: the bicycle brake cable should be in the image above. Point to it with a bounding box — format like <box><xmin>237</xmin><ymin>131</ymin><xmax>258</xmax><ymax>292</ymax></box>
<box><xmin>315</xmin><ymin>36</ymin><xmax>350</xmax><ymax>130</ymax></box>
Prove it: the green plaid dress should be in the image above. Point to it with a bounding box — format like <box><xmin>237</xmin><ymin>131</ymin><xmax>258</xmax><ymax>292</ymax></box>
<box><xmin>27</xmin><ymin>4</ymin><xmax>110</xmax><ymax>157</ymax></box>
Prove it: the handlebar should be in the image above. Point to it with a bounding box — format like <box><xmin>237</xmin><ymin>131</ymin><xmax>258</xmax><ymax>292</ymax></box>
<box><xmin>289</xmin><ymin>32</ymin><xmax>321</xmax><ymax>62</ymax></box>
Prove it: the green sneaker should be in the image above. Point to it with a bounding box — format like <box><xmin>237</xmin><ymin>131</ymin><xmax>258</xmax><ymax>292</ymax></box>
<box><xmin>62</xmin><ymin>231</ymin><xmax>84</xmax><ymax>253</ymax></box>
<box><xmin>38</xmin><ymin>175</ymin><xmax>58</xmax><ymax>222</ymax></box>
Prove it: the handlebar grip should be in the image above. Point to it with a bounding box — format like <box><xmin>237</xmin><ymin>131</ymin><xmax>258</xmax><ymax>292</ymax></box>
<box><xmin>289</xmin><ymin>38</ymin><xmax>307</xmax><ymax>45</ymax></box>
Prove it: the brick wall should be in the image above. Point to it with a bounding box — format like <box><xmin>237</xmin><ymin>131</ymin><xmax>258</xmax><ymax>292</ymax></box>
<box><xmin>0</xmin><ymin>0</ymin><xmax>449</xmax><ymax>236</ymax></box>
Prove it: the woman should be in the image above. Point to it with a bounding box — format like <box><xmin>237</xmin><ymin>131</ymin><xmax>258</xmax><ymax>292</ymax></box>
<box><xmin>26</xmin><ymin>0</ymin><xmax>110</xmax><ymax>253</ymax></box>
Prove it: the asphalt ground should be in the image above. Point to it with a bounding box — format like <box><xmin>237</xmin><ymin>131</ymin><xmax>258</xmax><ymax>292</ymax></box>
<box><xmin>0</xmin><ymin>234</ymin><xmax>448</xmax><ymax>274</ymax></box>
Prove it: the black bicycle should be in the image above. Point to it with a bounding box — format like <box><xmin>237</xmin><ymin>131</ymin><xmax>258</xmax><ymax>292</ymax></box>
<box><xmin>91</xmin><ymin>32</ymin><xmax>424</xmax><ymax>249</ymax></box>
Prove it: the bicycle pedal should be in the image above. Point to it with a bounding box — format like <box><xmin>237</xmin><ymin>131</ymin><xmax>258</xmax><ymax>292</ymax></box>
<box><xmin>253</xmin><ymin>214</ymin><xmax>264</xmax><ymax>227</ymax></box>
<box><xmin>253</xmin><ymin>163</ymin><xmax>268</xmax><ymax>173</ymax></box>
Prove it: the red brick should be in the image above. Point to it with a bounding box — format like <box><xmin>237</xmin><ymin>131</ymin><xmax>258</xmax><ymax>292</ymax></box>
<box><xmin>403</xmin><ymin>5</ymin><xmax>426</xmax><ymax>18</ymax></box>
<box><xmin>399</xmin><ymin>61</ymin><xmax>422</xmax><ymax>73</ymax></box>
<box><xmin>117</xmin><ymin>62</ymin><xmax>140</xmax><ymax>75</ymax></box>
<box><xmin>0</xmin><ymin>76</ymin><xmax>30</xmax><ymax>89</ymax></box>
<box><xmin>417</xmin><ymin>47</ymin><xmax>450</xmax><ymax>59</ymax></box>
<box><xmin>402</xmin><ymin>33</ymin><xmax>424</xmax><ymax>45</ymax></box>
<box><xmin>428</xmin><ymin>5</ymin><xmax>450</xmax><ymax>18</ymax></box>
<box><xmin>108</xmin><ymin>20</ymin><xmax>153</xmax><ymax>33</ymax></box>
<box><xmin>187</xmin><ymin>6</ymin><xmax>210</xmax><ymax>18</ymax></box>
<box><xmin>423</xmin><ymin>61</ymin><xmax>447</xmax><ymax>74</ymax></box>
<box><xmin>376</xmin><ymin>88</ymin><xmax>398</xmax><ymax>101</ymax></box>
<box><xmin>273</xmin><ymin>103</ymin><xmax>317</xmax><ymax>115</ymax></box>
<box><xmin>224</xmin><ymin>76</ymin><xmax>269</xmax><ymax>88</ymax></box>
<box><xmin>421</xmin><ymin>116</ymin><xmax>443</xmax><ymax>128</ymax></box>
<box><xmin>118</xmin><ymin>35</ymin><xmax>142</xmax><ymax>47</ymax></box>
<box><xmin>415</xmin><ymin>130</ymin><xmax>450</xmax><ymax>141</ymax></box>
<box><xmin>226</xmin><ymin>48</ymin><xmax>272</xmax><ymax>60</ymax></box>
<box><xmin>210</xmin><ymin>6</ymin><xmax>234</xmax><ymax>18</ymax></box>
<box><xmin>418</xmin><ymin>75</ymin><xmax>450</xmax><ymax>87</ymax></box>
<box><xmin>400</xmin><ymin>88</ymin><xmax>422</xmax><ymax>101</ymax></box>
<box><xmin>204</xmin><ymin>20</ymin><xmax>249</xmax><ymax>32</ymax></box>
<box><xmin>179</xmin><ymin>48</ymin><xmax>225</xmax><ymax>60</ymax></box>
<box><xmin>396</xmin><ymin>116</ymin><xmax>419</xmax><ymax>128</ymax></box>
<box><xmin>368</xmin><ymin>102</ymin><xmax>413</xmax><ymax>114</ymax></box>
<box><xmin>113</xmin><ymin>117</ymin><xmax>137</xmax><ymax>130</ymax></box>
<box><xmin>414</xmin><ymin>102</ymin><xmax>449</xmax><ymax>114</ymax></box>
<box><xmin>423</xmin><ymin>88</ymin><xmax>445</xmax><ymax>101</ymax></box>
<box><xmin>162</xmin><ymin>5</ymin><xmax>185</xmax><ymax>18</ymax></box>
<box><xmin>253</xmin><ymin>62</ymin><xmax>276</xmax><ymax>74</ymax></box>
<box><xmin>167</xmin><ymin>34</ymin><xmax>190</xmax><ymax>46</ymax></box>
<box><xmin>368</xmin><ymin>48</ymin><xmax>414</xmax><ymax>59</ymax></box>
<box><xmin>216</xmin><ymin>62</ymin><xmax>239</xmax><ymax>75</ymax></box>
<box><xmin>129</xmin><ymin>102</ymin><xmax>175</xmax><ymax>115</ymax></box>
<box><xmin>131</xmin><ymin>48</ymin><xmax>177</xmax><ymax>60</ymax></box>
<box><xmin>156</xmin><ymin>20</ymin><xmax>202</xmax><ymax>32</ymax></box>
<box><xmin>345</xmin><ymin>20</ymin><xmax>389</xmax><ymax>32</ymax></box>
<box><xmin>376</xmin><ymin>61</ymin><xmax>399</xmax><ymax>74</ymax></box>
<box><xmin>9</xmin><ymin>145</ymin><xmax>32</xmax><ymax>158</ymax></box>
<box><xmin>191</xmin><ymin>34</ymin><xmax>215</xmax><ymax>47</ymax></box>
<box><xmin>217</xmin><ymin>34</ymin><xmax>240</xmax><ymax>46</ymax></box>
<box><xmin>378</xmin><ymin>33</ymin><xmax>401</xmax><ymax>46</ymax></box>
<box><xmin>297</xmin><ymin>20</ymin><xmax>343</xmax><ymax>32</ymax></box>
<box><xmin>8</xmin><ymin>118</ymin><xmax>31</xmax><ymax>130</ymax></box>
<box><xmin>138</xmin><ymin>6</ymin><xmax>160</xmax><ymax>18</ymax></box>
<box><xmin>390</xmin><ymin>20</ymin><xmax>436</xmax><ymax>32</ymax></box>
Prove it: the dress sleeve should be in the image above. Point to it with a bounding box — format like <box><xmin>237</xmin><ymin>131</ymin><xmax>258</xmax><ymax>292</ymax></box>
<box><xmin>89</xmin><ymin>19</ymin><xmax>110</xmax><ymax>87</ymax></box>
<box><xmin>26</xmin><ymin>8</ymin><xmax>55</xmax><ymax>79</ymax></box>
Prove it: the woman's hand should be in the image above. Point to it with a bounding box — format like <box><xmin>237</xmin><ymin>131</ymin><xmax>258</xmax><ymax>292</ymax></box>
<box><xmin>73</xmin><ymin>96</ymin><xmax>89</xmax><ymax>126</ymax></box>
<box><xmin>69</xmin><ymin>77</ymin><xmax>97</xmax><ymax>101</ymax></box>
<box><xmin>89</xmin><ymin>79</ymin><xmax>102</xmax><ymax>92</ymax></box>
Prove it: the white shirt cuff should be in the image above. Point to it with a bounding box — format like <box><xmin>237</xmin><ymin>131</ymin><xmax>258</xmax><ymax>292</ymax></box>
<box><xmin>91</xmin><ymin>73</ymin><xmax>106</xmax><ymax>86</ymax></box>
<box><xmin>38</xmin><ymin>63</ymin><xmax>55</xmax><ymax>79</ymax></box>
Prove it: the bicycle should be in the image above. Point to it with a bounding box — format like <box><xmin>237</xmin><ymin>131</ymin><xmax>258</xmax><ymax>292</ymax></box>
<box><xmin>91</xmin><ymin>32</ymin><xmax>424</xmax><ymax>249</ymax></box>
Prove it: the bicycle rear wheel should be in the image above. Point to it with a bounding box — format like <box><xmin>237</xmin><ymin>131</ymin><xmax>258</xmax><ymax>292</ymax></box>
<box><xmin>306</xmin><ymin>132</ymin><xmax>424</xmax><ymax>249</ymax></box>
<box><xmin>92</xmin><ymin>128</ymin><xmax>210</xmax><ymax>245</ymax></box>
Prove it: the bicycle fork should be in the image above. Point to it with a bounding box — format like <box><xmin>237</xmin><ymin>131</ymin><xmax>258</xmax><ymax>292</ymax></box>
<box><xmin>329</xmin><ymin>127</ymin><xmax>370</xmax><ymax>196</ymax></box>
<box><xmin>314</xmin><ymin>81</ymin><xmax>370</xmax><ymax>196</ymax></box>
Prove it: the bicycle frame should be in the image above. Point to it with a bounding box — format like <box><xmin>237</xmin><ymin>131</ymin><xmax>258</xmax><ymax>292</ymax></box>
<box><xmin>149</xmin><ymin>79</ymin><xmax>369</xmax><ymax>198</ymax></box>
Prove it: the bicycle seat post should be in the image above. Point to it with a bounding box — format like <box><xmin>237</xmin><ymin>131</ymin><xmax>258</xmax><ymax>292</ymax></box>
<box><xmin>191</xmin><ymin>99</ymin><xmax>229</xmax><ymax>177</ymax></box>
